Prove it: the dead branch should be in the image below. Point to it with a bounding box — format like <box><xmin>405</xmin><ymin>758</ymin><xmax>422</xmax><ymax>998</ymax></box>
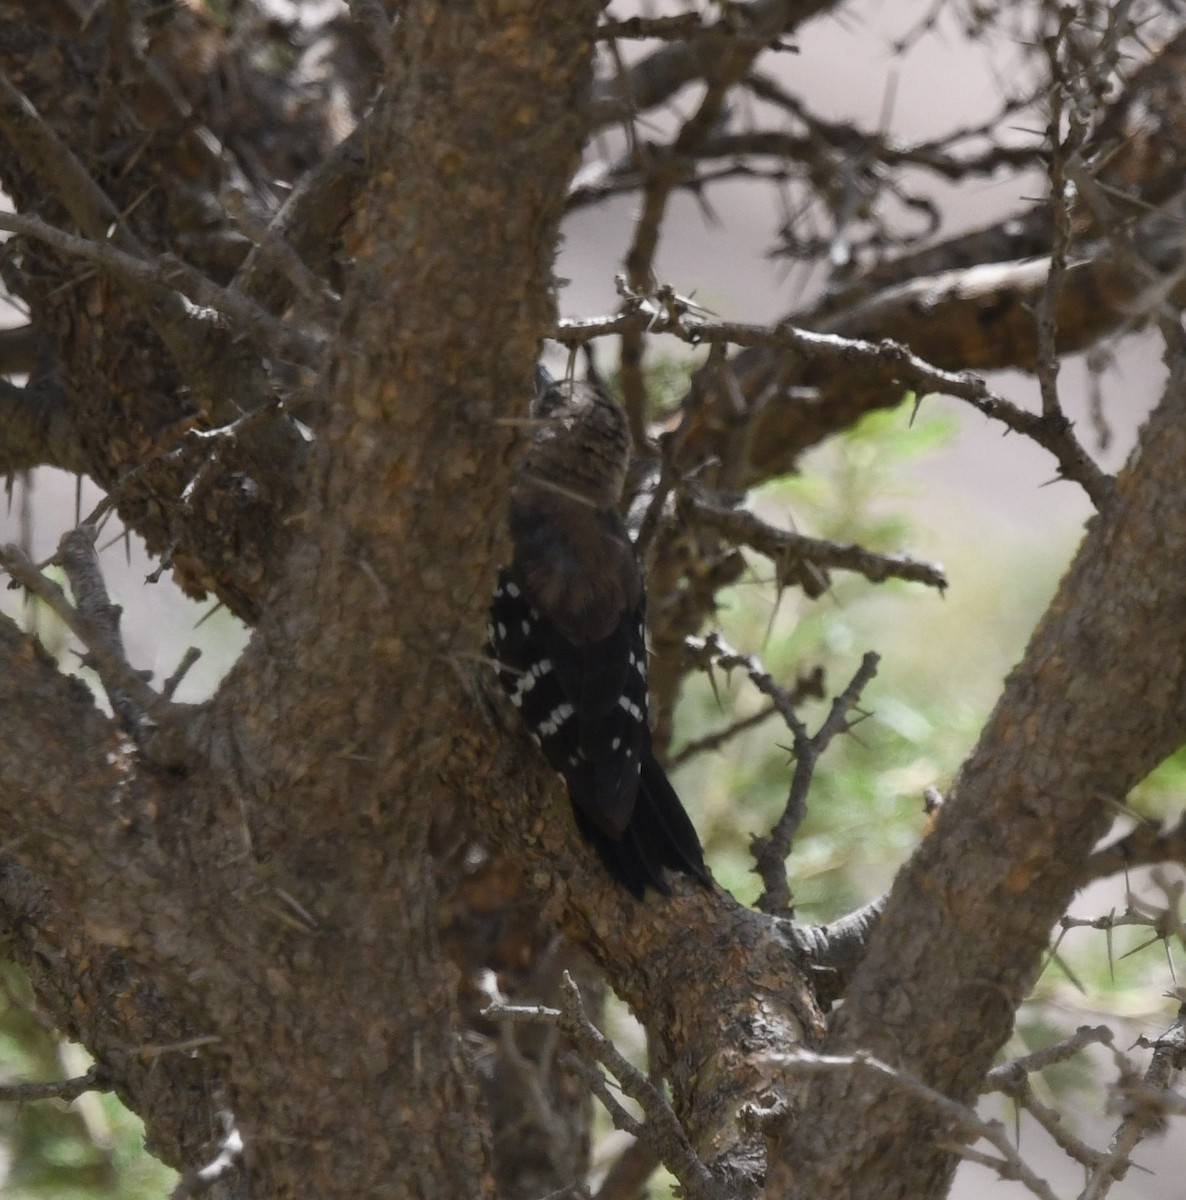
<box><xmin>0</xmin><ymin>527</ymin><xmax>193</xmax><ymax>763</ymax></box>
<box><xmin>683</xmin><ymin>483</ymin><xmax>948</xmax><ymax>592</ymax></box>
<box><xmin>485</xmin><ymin>973</ymin><xmax>723</xmax><ymax>1200</ymax></box>
<box><xmin>0</xmin><ymin>210</ymin><xmax>323</xmax><ymax>368</ymax></box>
<box><xmin>1080</xmin><ymin>1004</ymin><xmax>1186</xmax><ymax>1199</ymax></box>
<box><xmin>767</xmin><ymin>1048</ymin><xmax>1062</xmax><ymax>1200</ymax></box>
<box><xmin>0</xmin><ymin>1062</ymin><xmax>111</xmax><ymax>1104</ymax></box>
<box><xmin>557</xmin><ymin>305</ymin><xmax>1113</xmax><ymax>507</ymax></box>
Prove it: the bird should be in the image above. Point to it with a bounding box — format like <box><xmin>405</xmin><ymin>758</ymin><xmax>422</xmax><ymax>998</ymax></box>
<box><xmin>488</xmin><ymin>366</ymin><xmax>710</xmax><ymax>898</ymax></box>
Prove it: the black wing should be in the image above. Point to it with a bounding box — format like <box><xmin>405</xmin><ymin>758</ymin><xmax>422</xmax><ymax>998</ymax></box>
<box><xmin>489</xmin><ymin>570</ymin><xmax>709</xmax><ymax>897</ymax></box>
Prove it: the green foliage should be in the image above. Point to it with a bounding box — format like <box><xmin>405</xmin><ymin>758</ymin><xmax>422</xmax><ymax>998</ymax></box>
<box><xmin>671</xmin><ymin>392</ymin><xmax>983</xmax><ymax>915</ymax></box>
<box><xmin>0</xmin><ymin>966</ymin><xmax>176</xmax><ymax>1199</ymax></box>
<box><xmin>1131</xmin><ymin>743</ymin><xmax>1186</xmax><ymax>821</ymax></box>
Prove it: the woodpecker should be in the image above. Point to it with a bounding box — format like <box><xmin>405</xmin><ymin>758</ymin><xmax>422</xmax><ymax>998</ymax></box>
<box><xmin>488</xmin><ymin>367</ymin><xmax>710</xmax><ymax>898</ymax></box>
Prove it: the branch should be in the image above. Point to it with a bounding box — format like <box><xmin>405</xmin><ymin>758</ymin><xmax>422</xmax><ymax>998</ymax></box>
<box><xmin>598</xmin><ymin>14</ymin><xmax>705</xmax><ymax>41</ymax></box>
<box><xmin>767</xmin><ymin>1049</ymin><xmax>1061</xmax><ymax>1200</ymax></box>
<box><xmin>770</xmin><ymin>347</ymin><xmax>1186</xmax><ymax>1198</ymax></box>
<box><xmin>1081</xmin><ymin>815</ymin><xmax>1186</xmax><ymax>885</ymax></box>
<box><xmin>781</xmin><ymin>893</ymin><xmax>888</xmax><ymax>1005</ymax></box>
<box><xmin>683</xmin><ymin>484</ymin><xmax>948</xmax><ymax>592</ymax></box>
<box><xmin>983</xmin><ymin>1025</ymin><xmax>1118</xmax><ymax>1175</ymax></box>
<box><xmin>0</xmin><ymin>1062</ymin><xmax>112</xmax><ymax>1103</ymax></box>
<box><xmin>1080</xmin><ymin>1004</ymin><xmax>1186</xmax><ymax>1200</ymax></box>
<box><xmin>983</xmin><ymin>1025</ymin><xmax>1115</xmax><ymax>1093</ymax></box>
<box><xmin>680</xmin><ymin>633</ymin><xmax>878</xmax><ymax>914</ymax></box>
<box><xmin>752</xmin><ymin>652</ymin><xmax>880</xmax><ymax>914</ymax></box>
<box><xmin>0</xmin><ymin>376</ymin><xmax>88</xmax><ymax>475</ymax></box>
<box><xmin>485</xmin><ymin>973</ymin><xmax>723</xmax><ymax>1200</ymax></box>
<box><xmin>616</xmin><ymin>12</ymin><xmax>770</xmax><ymax>441</ymax></box>
<box><xmin>668</xmin><ymin>668</ymin><xmax>824</xmax><ymax>770</ymax></box>
<box><xmin>681</xmin><ymin>632</ymin><xmax>812</xmax><ymax>732</ymax></box>
<box><xmin>0</xmin><ymin>210</ymin><xmax>323</xmax><ymax>368</ymax></box>
<box><xmin>219</xmin><ymin>186</ymin><xmax>341</xmax><ymax>321</ymax></box>
<box><xmin>0</xmin><ymin>69</ymin><xmax>143</xmax><ymax>249</ymax></box>
<box><xmin>586</xmin><ymin>0</ymin><xmax>825</xmax><ymax>130</ymax></box>
<box><xmin>556</xmin><ymin>304</ymin><xmax>1114</xmax><ymax>508</ymax></box>
<box><xmin>0</xmin><ymin>528</ymin><xmax>193</xmax><ymax>763</ymax></box>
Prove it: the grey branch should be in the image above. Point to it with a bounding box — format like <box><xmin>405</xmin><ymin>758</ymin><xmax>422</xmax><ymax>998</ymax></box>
<box><xmin>683</xmin><ymin>633</ymin><xmax>879</xmax><ymax>914</ymax></box>
<box><xmin>1080</xmin><ymin>1004</ymin><xmax>1186</xmax><ymax>1200</ymax></box>
<box><xmin>781</xmin><ymin>894</ymin><xmax>888</xmax><ymax>1005</ymax></box>
<box><xmin>0</xmin><ymin>1063</ymin><xmax>111</xmax><ymax>1104</ymax></box>
<box><xmin>0</xmin><ymin>528</ymin><xmax>193</xmax><ymax>764</ymax></box>
<box><xmin>670</xmin><ymin>692</ymin><xmax>814</xmax><ymax>772</ymax></box>
<box><xmin>587</xmin><ymin>0</ymin><xmax>820</xmax><ymax>130</ymax></box>
<box><xmin>768</xmin><ymin>1049</ymin><xmax>1061</xmax><ymax>1200</ymax></box>
<box><xmin>754</xmin><ymin>651</ymin><xmax>880</xmax><ymax>914</ymax></box>
<box><xmin>984</xmin><ymin>1025</ymin><xmax>1115</xmax><ymax>1093</ymax></box>
<box><xmin>555</xmin><ymin>307</ymin><xmax>1113</xmax><ymax>508</ymax></box>
<box><xmin>485</xmin><ymin>973</ymin><xmax>723</xmax><ymax>1200</ymax></box>
<box><xmin>0</xmin><ymin>210</ymin><xmax>323</xmax><ymax>368</ymax></box>
<box><xmin>684</xmin><ymin>484</ymin><xmax>948</xmax><ymax>592</ymax></box>
<box><xmin>983</xmin><ymin>1025</ymin><xmax>1117</xmax><ymax>1174</ymax></box>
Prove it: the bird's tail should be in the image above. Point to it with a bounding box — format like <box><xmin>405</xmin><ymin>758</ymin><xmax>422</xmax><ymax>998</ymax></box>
<box><xmin>572</xmin><ymin>750</ymin><xmax>710</xmax><ymax>899</ymax></box>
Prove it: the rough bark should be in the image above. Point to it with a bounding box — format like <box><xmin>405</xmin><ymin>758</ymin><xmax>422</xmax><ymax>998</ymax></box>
<box><xmin>2</xmin><ymin>4</ymin><xmax>1185</xmax><ymax>1200</ymax></box>
<box><xmin>770</xmin><ymin>350</ymin><xmax>1186</xmax><ymax>1197</ymax></box>
<box><xmin>1</xmin><ymin>1</ymin><xmax>607</xmax><ymax>1195</ymax></box>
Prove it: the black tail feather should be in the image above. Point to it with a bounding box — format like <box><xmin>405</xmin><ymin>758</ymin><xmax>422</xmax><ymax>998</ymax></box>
<box><xmin>570</xmin><ymin>750</ymin><xmax>710</xmax><ymax>898</ymax></box>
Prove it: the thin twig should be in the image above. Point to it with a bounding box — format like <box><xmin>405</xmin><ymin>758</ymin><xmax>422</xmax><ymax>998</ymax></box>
<box><xmin>1079</xmin><ymin>1004</ymin><xmax>1186</xmax><ymax>1200</ymax></box>
<box><xmin>616</xmin><ymin>17</ymin><xmax>768</xmax><ymax>443</ymax></box>
<box><xmin>767</xmin><ymin>1048</ymin><xmax>1061</xmax><ymax>1200</ymax></box>
<box><xmin>684</xmin><ymin>484</ymin><xmax>948</xmax><ymax>592</ymax></box>
<box><xmin>599</xmin><ymin>14</ymin><xmax>705</xmax><ymax>41</ymax></box>
<box><xmin>984</xmin><ymin>1025</ymin><xmax>1115</xmax><ymax>1092</ymax></box>
<box><xmin>668</xmin><ymin>701</ymin><xmax>781</xmax><ymax>770</ymax></box>
<box><xmin>681</xmin><ymin>633</ymin><xmax>878</xmax><ymax>914</ymax></box>
<box><xmin>752</xmin><ymin>652</ymin><xmax>880</xmax><ymax>915</ymax></box>
<box><xmin>1035</xmin><ymin>7</ymin><xmax>1083</xmax><ymax>420</ymax></box>
<box><xmin>220</xmin><ymin>186</ymin><xmax>341</xmax><ymax>319</ymax></box>
<box><xmin>162</xmin><ymin>647</ymin><xmax>203</xmax><ymax>701</ymax></box>
<box><xmin>0</xmin><ymin>210</ymin><xmax>323</xmax><ymax>367</ymax></box>
<box><xmin>554</xmin><ymin>308</ymin><xmax>1114</xmax><ymax>508</ymax></box>
<box><xmin>484</xmin><ymin>973</ymin><xmax>722</xmax><ymax>1200</ymax></box>
<box><xmin>0</xmin><ymin>1063</ymin><xmax>111</xmax><ymax>1103</ymax></box>
<box><xmin>0</xmin><ymin>529</ymin><xmax>192</xmax><ymax>764</ymax></box>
